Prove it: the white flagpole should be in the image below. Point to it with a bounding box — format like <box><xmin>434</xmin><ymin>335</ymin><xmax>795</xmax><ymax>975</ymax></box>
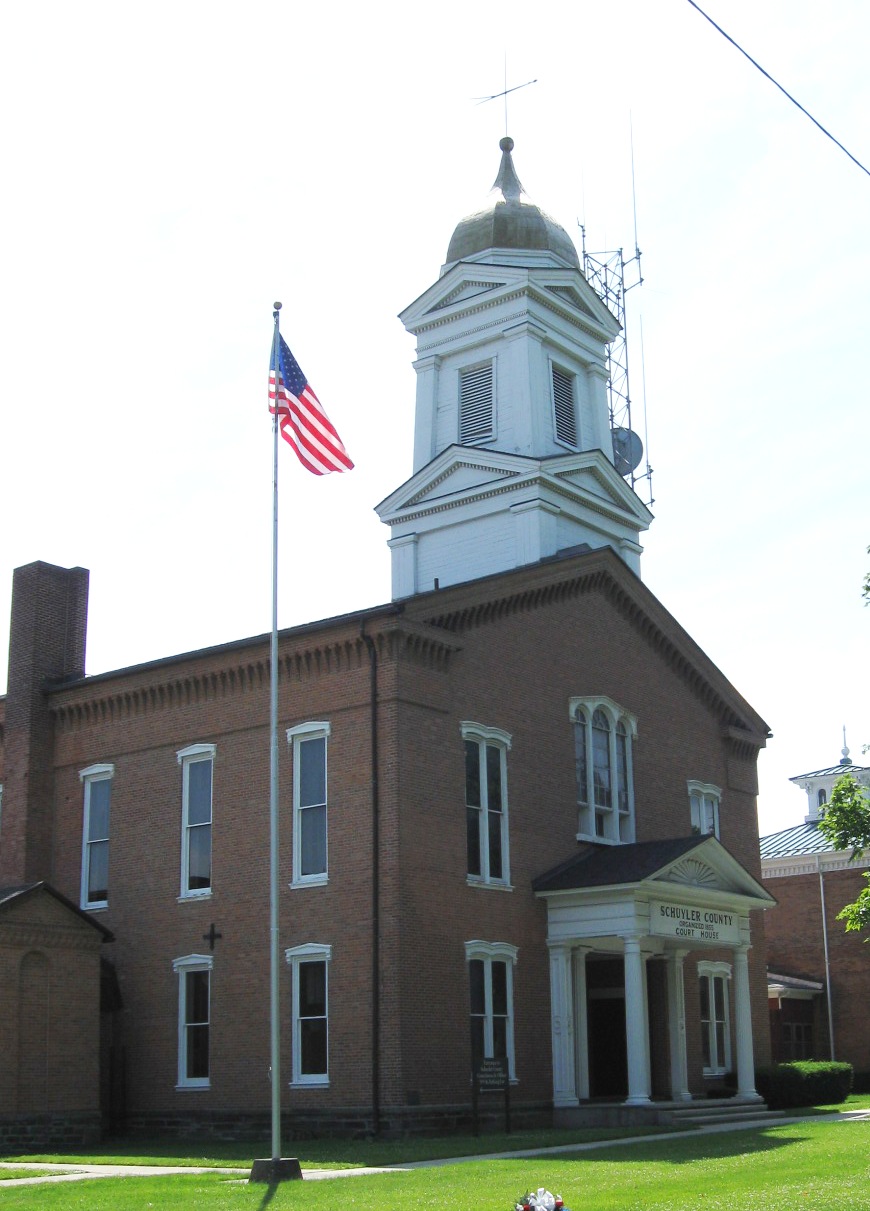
<box><xmin>269</xmin><ymin>301</ymin><xmax>283</xmax><ymax>1164</ymax></box>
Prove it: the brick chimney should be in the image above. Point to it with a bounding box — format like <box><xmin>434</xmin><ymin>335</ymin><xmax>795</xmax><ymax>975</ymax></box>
<box><xmin>1</xmin><ymin>562</ymin><xmax>89</xmax><ymax>884</ymax></box>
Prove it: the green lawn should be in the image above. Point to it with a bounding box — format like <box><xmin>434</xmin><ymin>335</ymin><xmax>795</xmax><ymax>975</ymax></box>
<box><xmin>1</xmin><ymin>1124</ymin><xmax>680</xmax><ymax>1169</ymax></box>
<box><xmin>1</xmin><ymin>1117</ymin><xmax>868</xmax><ymax>1211</ymax></box>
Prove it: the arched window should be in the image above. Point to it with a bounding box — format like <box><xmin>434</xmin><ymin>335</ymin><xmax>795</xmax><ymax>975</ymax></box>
<box><xmin>570</xmin><ymin>697</ymin><xmax>637</xmax><ymax>844</ymax></box>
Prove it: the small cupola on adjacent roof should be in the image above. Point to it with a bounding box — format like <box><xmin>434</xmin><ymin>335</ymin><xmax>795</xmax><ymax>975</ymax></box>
<box><xmin>790</xmin><ymin>729</ymin><xmax>870</xmax><ymax>824</ymax></box>
<box><xmin>376</xmin><ymin>138</ymin><xmax>653</xmax><ymax>600</ymax></box>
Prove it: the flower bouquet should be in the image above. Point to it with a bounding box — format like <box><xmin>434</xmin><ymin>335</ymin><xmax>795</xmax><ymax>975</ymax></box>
<box><xmin>514</xmin><ymin>1189</ymin><xmax>569</xmax><ymax>1210</ymax></box>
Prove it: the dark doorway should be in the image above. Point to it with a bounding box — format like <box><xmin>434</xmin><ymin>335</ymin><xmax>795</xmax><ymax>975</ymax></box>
<box><xmin>586</xmin><ymin>958</ymin><xmax>627</xmax><ymax>1098</ymax></box>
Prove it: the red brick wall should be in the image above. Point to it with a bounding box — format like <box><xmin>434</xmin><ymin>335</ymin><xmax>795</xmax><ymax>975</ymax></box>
<box><xmin>763</xmin><ymin>864</ymin><xmax>870</xmax><ymax>1071</ymax></box>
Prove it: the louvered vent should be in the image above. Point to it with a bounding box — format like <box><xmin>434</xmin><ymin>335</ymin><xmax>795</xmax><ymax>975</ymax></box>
<box><xmin>459</xmin><ymin>363</ymin><xmax>494</xmax><ymax>443</ymax></box>
<box><xmin>552</xmin><ymin>366</ymin><xmax>576</xmax><ymax>445</ymax></box>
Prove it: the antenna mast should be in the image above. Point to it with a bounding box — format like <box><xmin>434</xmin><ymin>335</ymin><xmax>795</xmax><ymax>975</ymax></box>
<box><xmin>579</xmin><ymin>122</ymin><xmax>653</xmax><ymax>506</ymax></box>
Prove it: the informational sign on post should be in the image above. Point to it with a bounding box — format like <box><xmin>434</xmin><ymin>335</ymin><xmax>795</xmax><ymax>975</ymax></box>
<box><xmin>472</xmin><ymin>1056</ymin><xmax>511</xmax><ymax>1135</ymax></box>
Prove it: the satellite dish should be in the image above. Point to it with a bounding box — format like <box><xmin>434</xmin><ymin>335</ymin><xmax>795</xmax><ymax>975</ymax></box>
<box><xmin>611</xmin><ymin>427</ymin><xmax>643</xmax><ymax>477</ymax></box>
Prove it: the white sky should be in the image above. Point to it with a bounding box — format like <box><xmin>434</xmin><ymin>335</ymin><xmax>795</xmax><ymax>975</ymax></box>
<box><xmin>1</xmin><ymin>1</ymin><xmax>867</xmax><ymax>836</ymax></box>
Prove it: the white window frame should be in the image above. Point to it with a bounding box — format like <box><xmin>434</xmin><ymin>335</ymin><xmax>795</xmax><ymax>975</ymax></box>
<box><xmin>461</xmin><ymin>722</ymin><xmax>512</xmax><ymax>888</ymax></box>
<box><xmin>688</xmin><ymin>781</ymin><xmax>721</xmax><ymax>838</ymax></box>
<box><xmin>570</xmin><ymin>696</ymin><xmax>637</xmax><ymax>845</ymax></box>
<box><xmin>698</xmin><ymin>961</ymin><xmax>732</xmax><ymax>1077</ymax></box>
<box><xmin>79</xmin><ymin>763</ymin><xmax>114</xmax><ymax>909</ymax></box>
<box><xmin>285</xmin><ymin>943</ymin><xmax>332</xmax><ymax>1086</ymax></box>
<box><xmin>551</xmin><ymin>360</ymin><xmax>578</xmax><ymax>447</ymax></box>
<box><xmin>459</xmin><ymin>359</ymin><xmax>495</xmax><ymax>444</ymax></box>
<box><xmin>287</xmin><ymin>722</ymin><xmax>331</xmax><ymax>887</ymax></box>
<box><xmin>173</xmin><ymin>953</ymin><xmax>213</xmax><ymax>1089</ymax></box>
<box><xmin>465</xmin><ymin>940</ymin><xmax>518</xmax><ymax>1081</ymax></box>
<box><xmin>177</xmin><ymin>743</ymin><xmax>215</xmax><ymax>899</ymax></box>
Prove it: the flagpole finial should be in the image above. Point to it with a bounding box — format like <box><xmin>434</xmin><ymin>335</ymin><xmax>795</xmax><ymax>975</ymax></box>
<box><xmin>273</xmin><ymin>301</ymin><xmax>282</xmax><ymax>310</ymax></box>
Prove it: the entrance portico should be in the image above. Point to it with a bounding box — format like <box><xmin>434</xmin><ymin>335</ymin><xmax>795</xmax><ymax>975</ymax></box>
<box><xmin>534</xmin><ymin>836</ymin><xmax>775</xmax><ymax>1113</ymax></box>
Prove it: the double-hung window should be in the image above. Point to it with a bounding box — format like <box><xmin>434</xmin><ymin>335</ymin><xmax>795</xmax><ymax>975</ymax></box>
<box><xmin>173</xmin><ymin>954</ymin><xmax>212</xmax><ymax>1088</ymax></box>
<box><xmin>688</xmin><ymin>781</ymin><xmax>721</xmax><ymax>838</ymax></box>
<box><xmin>79</xmin><ymin>763</ymin><xmax>114</xmax><ymax>909</ymax></box>
<box><xmin>287</xmin><ymin>722</ymin><xmax>330</xmax><ymax>886</ymax></box>
<box><xmin>465</xmin><ymin>940</ymin><xmax>517</xmax><ymax>1080</ymax></box>
<box><xmin>285</xmin><ymin>943</ymin><xmax>331</xmax><ymax>1085</ymax></box>
<box><xmin>571</xmin><ymin>697</ymin><xmax>637</xmax><ymax>844</ymax></box>
<box><xmin>698</xmin><ymin>962</ymin><xmax>731</xmax><ymax>1076</ymax></box>
<box><xmin>177</xmin><ymin>744</ymin><xmax>215</xmax><ymax>898</ymax></box>
<box><xmin>462</xmin><ymin>722</ymin><xmax>511</xmax><ymax>887</ymax></box>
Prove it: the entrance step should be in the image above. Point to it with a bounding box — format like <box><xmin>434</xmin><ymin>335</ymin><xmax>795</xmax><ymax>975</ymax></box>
<box><xmin>666</xmin><ymin>1101</ymin><xmax>786</xmax><ymax>1128</ymax></box>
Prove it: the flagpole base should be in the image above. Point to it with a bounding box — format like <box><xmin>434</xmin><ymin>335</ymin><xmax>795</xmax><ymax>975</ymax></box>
<box><xmin>249</xmin><ymin>1157</ymin><xmax>303</xmax><ymax>1183</ymax></box>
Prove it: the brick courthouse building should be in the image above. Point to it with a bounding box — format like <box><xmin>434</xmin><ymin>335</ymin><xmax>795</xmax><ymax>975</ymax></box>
<box><xmin>761</xmin><ymin>748</ymin><xmax>870</xmax><ymax>1074</ymax></box>
<box><xmin>0</xmin><ymin>139</ymin><xmax>776</xmax><ymax>1145</ymax></box>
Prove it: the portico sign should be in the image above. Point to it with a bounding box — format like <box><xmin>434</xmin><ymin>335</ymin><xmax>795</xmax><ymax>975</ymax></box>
<box><xmin>650</xmin><ymin>900</ymin><xmax>740</xmax><ymax>945</ymax></box>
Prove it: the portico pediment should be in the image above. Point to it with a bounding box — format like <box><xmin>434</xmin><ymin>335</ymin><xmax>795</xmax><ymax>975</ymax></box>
<box><xmin>534</xmin><ymin>834</ymin><xmax>775</xmax><ymax>925</ymax></box>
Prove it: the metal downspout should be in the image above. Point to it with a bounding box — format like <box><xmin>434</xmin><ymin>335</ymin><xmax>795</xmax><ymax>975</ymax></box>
<box><xmin>361</xmin><ymin>626</ymin><xmax>381</xmax><ymax>1136</ymax></box>
<box><xmin>817</xmin><ymin>855</ymin><xmax>836</xmax><ymax>1060</ymax></box>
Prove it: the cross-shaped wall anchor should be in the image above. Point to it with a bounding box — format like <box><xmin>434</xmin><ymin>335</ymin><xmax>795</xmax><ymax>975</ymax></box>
<box><xmin>203</xmin><ymin>922</ymin><xmax>223</xmax><ymax>951</ymax></box>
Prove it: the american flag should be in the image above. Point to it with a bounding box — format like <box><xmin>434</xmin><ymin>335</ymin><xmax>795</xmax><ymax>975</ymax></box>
<box><xmin>268</xmin><ymin>335</ymin><xmax>354</xmax><ymax>475</ymax></box>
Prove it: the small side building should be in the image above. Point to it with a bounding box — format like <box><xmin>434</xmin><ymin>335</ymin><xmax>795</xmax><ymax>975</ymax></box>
<box><xmin>760</xmin><ymin>745</ymin><xmax>870</xmax><ymax>1077</ymax></box>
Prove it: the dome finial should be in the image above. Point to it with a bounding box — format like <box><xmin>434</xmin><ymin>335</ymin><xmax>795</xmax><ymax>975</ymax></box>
<box><xmin>840</xmin><ymin>725</ymin><xmax>851</xmax><ymax>765</ymax></box>
<box><xmin>492</xmin><ymin>136</ymin><xmax>523</xmax><ymax>203</ymax></box>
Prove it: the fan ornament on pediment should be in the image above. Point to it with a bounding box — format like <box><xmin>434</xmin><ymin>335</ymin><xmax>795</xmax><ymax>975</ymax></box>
<box><xmin>667</xmin><ymin>857</ymin><xmax>726</xmax><ymax>890</ymax></box>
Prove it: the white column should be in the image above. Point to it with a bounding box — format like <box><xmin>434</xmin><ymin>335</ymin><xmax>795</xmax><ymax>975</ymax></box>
<box><xmin>548</xmin><ymin>944</ymin><xmax>578</xmax><ymax>1106</ymax></box>
<box><xmin>573</xmin><ymin>948</ymin><xmax>590</xmax><ymax>1100</ymax></box>
<box><xmin>511</xmin><ymin>499</ymin><xmax>560</xmax><ymax>566</ymax></box>
<box><xmin>623</xmin><ymin>935</ymin><xmax>651</xmax><ymax>1105</ymax></box>
<box><xmin>387</xmin><ymin>533</ymin><xmax>418</xmax><ymax>600</ymax></box>
<box><xmin>666</xmin><ymin>950</ymin><xmax>692</xmax><ymax>1102</ymax></box>
<box><xmin>733</xmin><ymin>944</ymin><xmax>762</xmax><ymax>1101</ymax></box>
<box><xmin>412</xmin><ymin>354</ymin><xmax>441</xmax><ymax>472</ymax></box>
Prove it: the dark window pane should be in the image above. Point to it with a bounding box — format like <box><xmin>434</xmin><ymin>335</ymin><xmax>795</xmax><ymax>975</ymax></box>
<box><xmin>88</xmin><ymin>780</ymin><xmax>111</xmax><ymax>838</ymax></box>
<box><xmin>300</xmin><ymin>803</ymin><xmax>326</xmax><ymax>875</ymax></box>
<box><xmin>713</xmin><ymin>977</ymin><xmax>726</xmax><ymax>1021</ymax></box>
<box><xmin>188</xmin><ymin>824</ymin><xmax>212</xmax><ymax>889</ymax></box>
<box><xmin>491</xmin><ymin>961</ymin><xmax>507</xmax><ymax>1016</ymax></box>
<box><xmin>467</xmin><ymin>806</ymin><xmax>481</xmax><ymax>876</ymax></box>
<box><xmin>300</xmin><ymin>1018</ymin><xmax>327</xmax><ymax>1075</ymax></box>
<box><xmin>187</xmin><ymin>760</ymin><xmax>212</xmax><ymax>825</ymax></box>
<box><xmin>488</xmin><ymin>811</ymin><xmax>502</xmax><ymax>879</ymax></box>
<box><xmin>700</xmin><ymin>978</ymin><xmax>710</xmax><ymax>1021</ymax></box>
<box><xmin>88</xmin><ymin>839</ymin><xmax>108</xmax><ymax>901</ymax></box>
<box><xmin>469</xmin><ymin>960</ymin><xmax>485</xmax><ymax>1015</ymax></box>
<box><xmin>187</xmin><ymin>1023</ymin><xmax>209</xmax><ymax>1078</ymax></box>
<box><xmin>616</xmin><ymin>725</ymin><xmax>629</xmax><ymax>812</ymax></box>
<box><xmin>574</xmin><ymin>719</ymin><xmax>588</xmax><ymax>805</ymax></box>
<box><xmin>592</xmin><ymin>712</ymin><xmax>612</xmax><ymax>808</ymax></box>
<box><xmin>470</xmin><ymin>1016</ymin><xmax>485</xmax><ymax>1065</ymax></box>
<box><xmin>299</xmin><ymin>737</ymin><xmax>326</xmax><ymax>807</ymax></box>
<box><xmin>465</xmin><ymin>740</ymin><xmax>481</xmax><ymax>807</ymax></box>
<box><xmin>486</xmin><ymin>745</ymin><xmax>502</xmax><ymax>812</ymax></box>
<box><xmin>492</xmin><ymin>1016</ymin><xmax>507</xmax><ymax>1058</ymax></box>
<box><xmin>187</xmin><ymin>971</ymin><xmax>209</xmax><ymax>1023</ymax></box>
<box><xmin>299</xmin><ymin>961</ymin><xmax>326</xmax><ymax>1017</ymax></box>
<box><xmin>87</xmin><ymin>845</ymin><xmax>108</xmax><ymax>901</ymax></box>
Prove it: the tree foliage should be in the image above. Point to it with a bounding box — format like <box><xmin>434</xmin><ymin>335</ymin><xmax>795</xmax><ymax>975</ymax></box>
<box><xmin>818</xmin><ymin>773</ymin><xmax>870</xmax><ymax>935</ymax></box>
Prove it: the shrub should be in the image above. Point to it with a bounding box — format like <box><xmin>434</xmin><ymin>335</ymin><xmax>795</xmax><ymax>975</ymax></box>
<box><xmin>755</xmin><ymin>1062</ymin><xmax>853</xmax><ymax>1109</ymax></box>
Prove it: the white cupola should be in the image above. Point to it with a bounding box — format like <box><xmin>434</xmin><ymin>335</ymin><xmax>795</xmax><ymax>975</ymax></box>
<box><xmin>376</xmin><ymin>137</ymin><xmax>653</xmax><ymax>600</ymax></box>
<box><xmin>790</xmin><ymin>731</ymin><xmax>870</xmax><ymax>824</ymax></box>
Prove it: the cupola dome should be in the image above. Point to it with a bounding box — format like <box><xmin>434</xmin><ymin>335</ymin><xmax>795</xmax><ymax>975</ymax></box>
<box><xmin>445</xmin><ymin>137</ymin><xmax>580</xmax><ymax>271</ymax></box>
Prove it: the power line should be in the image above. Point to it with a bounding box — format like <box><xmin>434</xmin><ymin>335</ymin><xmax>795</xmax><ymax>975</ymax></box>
<box><xmin>686</xmin><ymin>0</ymin><xmax>870</xmax><ymax>180</ymax></box>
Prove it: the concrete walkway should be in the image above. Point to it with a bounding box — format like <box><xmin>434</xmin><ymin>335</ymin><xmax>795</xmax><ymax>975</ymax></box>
<box><xmin>1</xmin><ymin>1110</ymin><xmax>867</xmax><ymax>1187</ymax></box>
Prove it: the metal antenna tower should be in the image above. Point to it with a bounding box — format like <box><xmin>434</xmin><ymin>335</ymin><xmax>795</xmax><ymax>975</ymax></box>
<box><xmin>580</xmin><ymin>230</ymin><xmax>653</xmax><ymax>506</ymax></box>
